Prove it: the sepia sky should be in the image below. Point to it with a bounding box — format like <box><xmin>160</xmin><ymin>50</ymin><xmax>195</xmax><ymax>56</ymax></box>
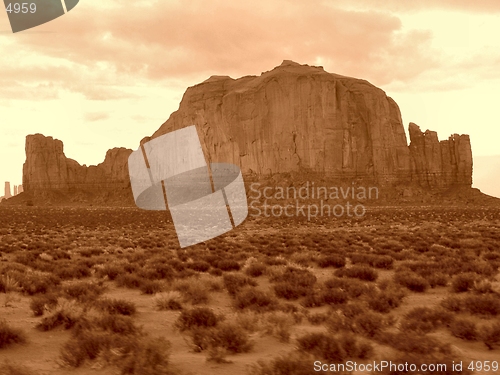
<box><xmin>1</xmin><ymin>0</ymin><xmax>499</xmax><ymax>197</ymax></box>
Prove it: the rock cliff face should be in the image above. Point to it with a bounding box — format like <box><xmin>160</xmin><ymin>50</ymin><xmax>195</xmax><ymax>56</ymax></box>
<box><xmin>408</xmin><ymin>123</ymin><xmax>473</xmax><ymax>188</ymax></box>
<box><xmin>23</xmin><ymin>134</ymin><xmax>132</xmax><ymax>191</ymax></box>
<box><xmin>149</xmin><ymin>60</ymin><xmax>471</xmax><ymax>188</ymax></box>
<box><xmin>21</xmin><ymin>61</ymin><xmax>473</xmax><ymax>200</ymax></box>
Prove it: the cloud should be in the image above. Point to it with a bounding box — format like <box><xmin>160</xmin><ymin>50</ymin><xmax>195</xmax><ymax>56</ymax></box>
<box><xmin>84</xmin><ymin>112</ymin><xmax>110</xmax><ymax>122</ymax></box>
<box><xmin>335</xmin><ymin>0</ymin><xmax>500</xmax><ymax>13</ymax></box>
<box><xmin>5</xmin><ymin>0</ymin><xmax>439</xmax><ymax>88</ymax></box>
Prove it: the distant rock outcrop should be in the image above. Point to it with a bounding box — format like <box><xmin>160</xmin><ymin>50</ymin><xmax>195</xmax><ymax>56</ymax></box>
<box><xmin>18</xmin><ymin>61</ymin><xmax>475</xmax><ymax>205</ymax></box>
<box><xmin>22</xmin><ymin>134</ymin><xmax>132</xmax><ymax>192</ymax></box>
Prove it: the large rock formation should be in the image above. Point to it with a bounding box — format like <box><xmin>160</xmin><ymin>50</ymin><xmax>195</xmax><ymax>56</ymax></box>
<box><xmin>408</xmin><ymin>123</ymin><xmax>472</xmax><ymax>188</ymax></box>
<box><xmin>148</xmin><ymin>60</ymin><xmax>472</xmax><ymax>188</ymax></box>
<box><xmin>18</xmin><ymin>61</ymin><xmax>474</xmax><ymax>204</ymax></box>
<box><xmin>22</xmin><ymin>134</ymin><xmax>132</xmax><ymax>191</ymax></box>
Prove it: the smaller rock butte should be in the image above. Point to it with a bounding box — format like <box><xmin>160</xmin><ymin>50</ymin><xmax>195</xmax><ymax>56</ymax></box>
<box><xmin>20</xmin><ymin>61</ymin><xmax>474</xmax><ymax>202</ymax></box>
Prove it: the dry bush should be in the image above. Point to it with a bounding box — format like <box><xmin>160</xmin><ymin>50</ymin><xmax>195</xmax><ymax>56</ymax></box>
<box><xmin>296</xmin><ymin>332</ymin><xmax>372</xmax><ymax>362</ymax></box>
<box><xmin>245</xmin><ymin>262</ymin><xmax>267</xmax><ymax>277</ymax></box>
<box><xmin>29</xmin><ymin>293</ymin><xmax>58</xmax><ymax>316</ymax></box>
<box><xmin>324</xmin><ymin>277</ymin><xmax>376</xmax><ymax>298</ymax></box>
<box><xmin>334</xmin><ymin>265</ymin><xmax>378</xmax><ymax>282</ymax></box>
<box><xmin>0</xmin><ymin>320</ymin><xmax>27</xmax><ymax>349</ymax></box>
<box><xmin>248</xmin><ymin>352</ymin><xmax>328</xmax><ymax>375</ymax></box>
<box><xmin>394</xmin><ymin>271</ymin><xmax>429</xmax><ymax>292</ymax></box>
<box><xmin>140</xmin><ymin>280</ymin><xmax>164</xmax><ymax>294</ymax></box>
<box><xmin>37</xmin><ymin>300</ymin><xmax>84</xmax><ymax>331</ymax></box>
<box><xmin>350</xmin><ymin>253</ymin><xmax>393</xmax><ymax>269</ymax></box>
<box><xmin>154</xmin><ymin>291</ymin><xmax>183</xmax><ymax>311</ymax></box>
<box><xmin>480</xmin><ymin>321</ymin><xmax>500</xmax><ymax>349</ymax></box>
<box><xmin>271</xmin><ymin>266</ymin><xmax>317</xmax><ymax>300</ymax></box>
<box><xmin>234</xmin><ymin>288</ymin><xmax>278</xmax><ymax>312</ymax></box>
<box><xmin>366</xmin><ymin>287</ymin><xmax>405</xmax><ymax>313</ymax></box>
<box><xmin>62</xmin><ymin>280</ymin><xmax>106</xmax><ymax>303</ymax></box>
<box><xmin>115</xmin><ymin>274</ymin><xmax>144</xmax><ymax>289</ymax></box>
<box><xmin>451</xmin><ymin>273</ymin><xmax>477</xmax><ymax>293</ymax></box>
<box><xmin>400</xmin><ymin>307</ymin><xmax>454</xmax><ymax>333</ymax></box>
<box><xmin>261</xmin><ymin>311</ymin><xmax>295</xmax><ymax>343</ymax></box>
<box><xmin>172</xmin><ymin>278</ymin><xmax>210</xmax><ymax>305</ymax></box>
<box><xmin>317</xmin><ymin>254</ymin><xmax>346</xmax><ymax>268</ymax></box>
<box><xmin>450</xmin><ymin>318</ymin><xmax>477</xmax><ymax>341</ymax></box>
<box><xmin>175</xmin><ymin>307</ymin><xmax>219</xmax><ymax>331</ymax></box>
<box><xmin>223</xmin><ymin>273</ymin><xmax>257</xmax><ymax>296</ymax></box>
<box><xmin>96</xmin><ymin>298</ymin><xmax>137</xmax><ymax>316</ymax></box>
<box><xmin>376</xmin><ymin>331</ymin><xmax>451</xmax><ymax>355</ymax></box>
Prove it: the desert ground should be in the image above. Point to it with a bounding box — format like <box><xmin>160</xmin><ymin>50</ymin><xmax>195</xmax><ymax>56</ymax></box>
<box><xmin>0</xmin><ymin>205</ymin><xmax>499</xmax><ymax>375</ymax></box>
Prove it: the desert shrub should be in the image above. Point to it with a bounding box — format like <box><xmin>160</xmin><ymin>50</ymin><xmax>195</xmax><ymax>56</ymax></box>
<box><xmin>441</xmin><ymin>295</ymin><xmax>463</xmax><ymax>312</ymax></box>
<box><xmin>366</xmin><ymin>288</ymin><xmax>405</xmax><ymax>313</ymax></box>
<box><xmin>261</xmin><ymin>312</ymin><xmax>295</xmax><ymax>343</ymax></box>
<box><xmin>37</xmin><ymin>300</ymin><xmax>84</xmax><ymax>331</ymax></box>
<box><xmin>154</xmin><ymin>292</ymin><xmax>183</xmax><ymax>311</ymax></box>
<box><xmin>307</xmin><ymin>312</ymin><xmax>329</xmax><ymax>325</ymax></box>
<box><xmin>272</xmin><ymin>266</ymin><xmax>317</xmax><ymax>299</ymax></box>
<box><xmin>53</xmin><ymin>262</ymin><xmax>91</xmax><ymax>280</ymax></box>
<box><xmin>15</xmin><ymin>272</ymin><xmax>61</xmax><ymax>295</ymax></box>
<box><xmin>119</xmin><ymin>336</ymin><xmax>173</xmax><ymax>375</ymax></box>
<box><xmin>248</xmin><ymin>352</ymin><xmax>322</xmax><ymax>375</ymax></box>
<box><xmin>59</xmin><ymin>330</ymin><xmax>120</xmax><ymax>367</ymax></box>
<box><xmin>223</xmin><ymin>273</ymin><xmax>257</xmax><ymax>296</ymax></box>
<box><xmin>94</xmin><ymin>314</ymin><xmax>138</xmax><ymax>336</ymax></box>
<box><xmin>480</xmin><ymin>321</ymin><xmax>500</xmax><ymax>349</ymax></box>
<box><xmin>450</xmin><ymin>318</ymin><xmax>477</xmax><ymax>341</ymax></box>
<box><xmin>138</xmin><ymin>264</ymin><xmax>175</xmax><ymax>281</ymax></box>
<box><xmin>208</xmin><ymin>322</ymin><xmax>253</xmax><ymax>354</ymax></box>
<box><xmin>352</xmin><ymin>311</ymin><xmax>386</xmax><ymax>337</ymax></box>
<box><xmin>324</xmin><ymin>277</ymin><xmax>375</xmax><ymax>298</ymax></box>
<box><xmin>317</xmin><ymin>255</ymin><xmax>346</xmax><ymax>268</ymax></box>
<box><xmin>350</xmin><ymin>254</ymin><xmax>393</xmax><ymax>269</ymax></box>
<box><xmin>401</xmin><ymin>307</ymin><xmax>454</xmax><ymax>334</ymax></box>
<box><xmin>175</xmin><ymin>307</ymin><xmax>219</xmax><ymax>331</ymax></box>
<box><xmin>394</xmin><ymin>271</ymin><xmax>429</xmax><ymax>292</ymax></box>
<box><xmin>140</xmin><ymin>280</ymin><xmax>163</xmax><ymax>294</ymax></box>
<box><xmin>451</xmin><ymin>273</ymin><xmax>477</xmax><ymax>293</ymax></box>
<box><xmin>245</xmin><ymin>262</ymin><xmax>267</xmax><ymax>277</ymax></box>
<box><xmin>321</xmin><ymin>288</ymin><xmax>349</xmax><ymax>305</ymax></box>
<box><xmin>234</xmin><ymin>311</ymin><xmax>261</xmax><ymax>332</ymax></box>
<box><xmin>376</xmin><ymin>331</ymin><xmax>451</xmax><ymax>355</ymax></box>
<box><xmin>334</xmin><ymin>265</ymin><xmax>378</xmax><ymax>282</ymax></box>
<box><xmin>187</xmin><ymin>261</ymin><xmax>210</xmax><ymax>272</ymax></box>
<box><xmin>462</xmin><ymin>294</ymin><xmax>500</xmax><ymax>316</ymax></box>
<box><xmin>29</xmin><ymin>293</ymin><xmax>58</xmax><ymax>316</ymax></box>
<box><xmin>62</xmin><ymin>280</ymin><xmax>106</xmax><ymax>303</ymax></box>
<box><xmin>426</xmin><ymin>272</ymin><xmax>449</xmax><ymax>288</ymax></box>
<box><xmin>172</xmin><ymin>278</ymin><xmax>210</xmax><ymax>304</ymax></box>
<box><xmin>115</xmin><ymin>274</ymin><xmax>144</xmax><ymax>289</ymax></box>
<box><xmin>95</xmin><ymin>263</ymin><xmax>124</xmax><ymax>280</ymax></box>
<box><xmin>296</xmin><ymin>332</ymin><xmax>372</xmax><ymax>362</ymax></box>
<box><xmin>0</xmin><ymin>320</ymin><xmax>26</xmax><ymax>349</ymax></box>
<box><xmin>216</xmin><ymin>259</ymin><xmax>241</xmax><ymax>271</ymax></box>
<box><xmin>234</xmin><ymin>288</ymin><xmax>277</xmax><ymax>312</ymax></box>
<box><xmin>97</xmin><ymin>298</ymin><xmax>136</xmax><ymax>316</ymax></box>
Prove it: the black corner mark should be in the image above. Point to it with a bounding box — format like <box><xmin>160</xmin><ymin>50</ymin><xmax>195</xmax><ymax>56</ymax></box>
<box><xmin>4</xmin><ymin>0</ymin><xmax>79</xmax><ymax>33</ymax></box>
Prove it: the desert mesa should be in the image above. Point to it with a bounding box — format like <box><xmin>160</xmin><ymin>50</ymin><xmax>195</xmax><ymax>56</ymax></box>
<box><xmin>9</xmin><ymin>60</ymin><xmax>484</xmax><ymax>205</ymax></box>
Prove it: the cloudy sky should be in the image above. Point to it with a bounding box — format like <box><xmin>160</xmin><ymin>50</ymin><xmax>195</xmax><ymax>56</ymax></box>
<box><xmin>1</xmin><ymin>0</ymin><xmax>499</xmax><ymax>197</ymax></box>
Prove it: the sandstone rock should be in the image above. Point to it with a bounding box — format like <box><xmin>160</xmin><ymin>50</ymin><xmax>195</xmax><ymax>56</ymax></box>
<box><xmin>151</xmin><ymin>60</ymin><xmax>470</xmax><ymax>188</ymax></box>
<box><xmin>21</xmin><ymin>61</ymin><xmax>473</xmax><ymax>203</ymax></box>
<box><xmin>23</xmin><ymin>134</ymin><xmax>132</xmax><ymax>191</ymax></box>
<box><xmin>409</xmin><ymin>123</ymin><xmax>472</xmax><ymax>188</ymax></box>
<box><xmin>4</xmin><ymin>182</ymin><xmax>11</xmax><ymax>198</ymax></box>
